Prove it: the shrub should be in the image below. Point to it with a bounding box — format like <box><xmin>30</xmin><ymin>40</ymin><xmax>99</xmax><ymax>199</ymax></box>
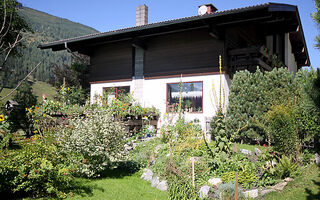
<box><xmin>226</xmin><ymin>68</ymin><xmax>295</xmax><ymax>143</ymax></box>
<box><xmin>0</xmin><ymin>135</ymin><xmax>75</xmax><ymax>198</ymax></box>
<box><xmin>215</xmin><ymin>182</ymin><xmax>244</xmax><ymax>200</ymax></box>
<box><xmin>56</xmin><ymin>108</ymin><xmax>127</xmax><ymax>177</ymax></box>
<box><xmin>275</xmin><ymin>155</ymin><xmax>299</xmax><ymax>178</ymax></box>
<box><xmin>266</xmin><ymin>105</ymin><xmax>299</xmax><ymax>156</ymax></box>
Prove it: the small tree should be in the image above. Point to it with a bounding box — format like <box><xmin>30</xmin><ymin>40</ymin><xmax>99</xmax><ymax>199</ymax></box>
<box><xmin>0</xmin><ymin>0</ymin><xmax>32</xmax><ymax>94</ymax></box>
<box><xmin>9</xmin><ymin>82</ymin><xmax>37</xmax><ymax>137</ymax></box>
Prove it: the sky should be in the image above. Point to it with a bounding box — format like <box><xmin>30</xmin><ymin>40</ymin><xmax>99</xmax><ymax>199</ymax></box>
<box><xmin>19</xmin><ymin>0</ymin><xmax>320</xmax><ymax>68</ymax></box>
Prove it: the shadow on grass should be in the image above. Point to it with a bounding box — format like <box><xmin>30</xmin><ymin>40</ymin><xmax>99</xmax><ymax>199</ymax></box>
<box><xmin>99</xmin><ymin>160</ymin><xmax>141</xmax><ymax>179</ymax></box>
<box><xmin>306</xmin><ymin>166</ymin><xmax>320</xmax><ymax>200</ymax></box>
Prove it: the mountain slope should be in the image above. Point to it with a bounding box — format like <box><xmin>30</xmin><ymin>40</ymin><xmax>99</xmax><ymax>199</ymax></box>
<box><xmin>5</xmin><ymin>7</ymin><xmax>99</xmax><ymax>87</ymax></box>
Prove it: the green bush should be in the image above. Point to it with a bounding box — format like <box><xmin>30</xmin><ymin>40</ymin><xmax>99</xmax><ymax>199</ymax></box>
<box><xmin>56</xmin><ymin>108</ymin><xmax>127</xmax><ymax>177</ymax></box>
<box><xmin>275</xmin><ymin>155</ymin><xmax>299</xmax><ymax>179</ymax></box>
<box><xmin>266</xmin><ymin>105</ymin><xmax>298</xmax><ymax>156</ymax></box>
<box><xmin>226</xmin><ymin>68</ymin><xmax>295</xmax><ymax>143</ymax></box>
<box><xmin>0</xmin><ymin>135</ymin><xmax>75</xmax><ymax>198</ymax></box>
<box><xmin>221</xmin><ymin>171</ymin><xmax>258</xmax><ymax>189</ymax></box>
<box><xmin>215</xmin><ymin>182</ymin><xmax>244</xmax><ymax>200</ymax></box>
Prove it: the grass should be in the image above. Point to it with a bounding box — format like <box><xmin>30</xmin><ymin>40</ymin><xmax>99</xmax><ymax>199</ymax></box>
<box><xmin>235</xmin><ymin>143</ymin><xmax>267</xmax><ymax>152</ymax></box>
<box><xmin>66</xmin><ymin>168</ymin><xmax>168</xmax><ymax>200</ymax></box>
<box><xmin>0</xmin><ymin>81</ymin><xmax>57</xmax><ymax>105</ymax></box>
<box><xmin>263</xmin><ymin>164</ymin><xmax>320</xmax><ymax>200</ymax></box>
<box><xmin>32</xmin><ymin>81</ymin><xmax>57</xmax><ymax>102</ymax></box>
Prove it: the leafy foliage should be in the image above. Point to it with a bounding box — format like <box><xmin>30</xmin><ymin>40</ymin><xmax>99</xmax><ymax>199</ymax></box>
<box><xmin>0</xmin><ymin>135</ymin><xmax>76</xmax><ymax>198</ymax></box>
<box><xmin>313</xmin><ymin>0</ymin><xmax>320</xmax><ymax>48</ymax></box>
<box><xmin>275</xmin><ymin>155</ymin><xmax>299</xmax><ymax>179</ymax></box>
<box><xmin>56</xmin><ymin>108</ymin><xmax>127</xmax><ymax>177</ymax></box>
<box><xmin>266</xmin><ymin>105</ymin><xmax>299</xmax><ymax>156</ymax></box>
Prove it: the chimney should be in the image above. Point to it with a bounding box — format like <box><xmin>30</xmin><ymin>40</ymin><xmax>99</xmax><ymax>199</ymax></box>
<box><xmin>198</xmin><ymin>4</ymin><xmax>218</xmax><ymax>15</ymax></box>
<box><xmin>136</xmin><ymin>5</ymin><xmax>148</xmax><ymax>26</ymax></box>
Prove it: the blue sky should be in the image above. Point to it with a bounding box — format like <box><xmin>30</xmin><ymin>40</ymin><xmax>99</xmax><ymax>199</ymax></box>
<box><xmin>19</xmin><ymin>0</ymin><xmax>319</xmax><ymax>68</ymax></box>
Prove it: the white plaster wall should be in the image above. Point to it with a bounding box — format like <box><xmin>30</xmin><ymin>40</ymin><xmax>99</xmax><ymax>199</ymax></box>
<box><xmin>143</xmin><ymin>74</ymin><xmax>230</xmax><ymax>130</ymax></box>
<box><xmin>90</xmin><ymin>74</ymin><xmax>231</xmax><ymax>131</ymax></box>
<box><xmin>285</xmin><ymin>33</ymin><xmax>298</xmax><ymax>73</ymax></box>
<box><xmin>90</xmin><ymin>80</ymin><xmax>132</xmax><ymax>104</ymax></box>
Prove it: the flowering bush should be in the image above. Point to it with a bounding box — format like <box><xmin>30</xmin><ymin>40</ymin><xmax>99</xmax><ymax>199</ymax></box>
<box><xmin>56</xmin><ymin>108</ymin><xmax>127</xmax><ymax>177</ymax></box>
<box><xmin>0</xmin><ymin>135</ymin><xmax>76</xmax><ymax>198</ymax></box>
<box><xmin>0</xmin><ymin>114</ymin><xmax>11</xmax><ymax>148</ymax></box>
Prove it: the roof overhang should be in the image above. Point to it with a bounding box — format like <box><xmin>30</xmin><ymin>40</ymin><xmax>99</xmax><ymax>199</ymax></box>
<box><xmin>38</xmin><ymin>2</ymin><xmax>310</xmax><ymax>67</ymax></box>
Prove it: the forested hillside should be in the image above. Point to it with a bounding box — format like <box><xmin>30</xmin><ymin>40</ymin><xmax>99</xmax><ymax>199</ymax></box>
<box><xmin>5</xmin><ymin>6</ymin><xmax>98</xmax><ymax>87</ymax></box>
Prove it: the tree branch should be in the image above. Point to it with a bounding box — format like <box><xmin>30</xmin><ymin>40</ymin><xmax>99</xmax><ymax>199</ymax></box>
<box><xmin>0</xmin><ymin>62</ymin><xmax>41</xmax><ymax>101</ymax></box>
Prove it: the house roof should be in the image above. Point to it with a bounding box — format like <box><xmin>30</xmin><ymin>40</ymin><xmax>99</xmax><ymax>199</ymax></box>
<box><xmin>38</xmin><ymin>2</ymin><xmax>310</xmax><ymax>67</ymax></box>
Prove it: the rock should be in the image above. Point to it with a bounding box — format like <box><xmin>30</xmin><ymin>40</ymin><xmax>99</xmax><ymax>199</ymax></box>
<box><xmin>156</xmin><ymin>180</ymin><xmax>168</xmax><ymax>191</ymax></box>
<box><xmin>154</xmin><ymin>144</ymin><xmax>163</xmax><ymax>154</ymax></box>
<box><xmin>240</xmin><ymin>149</ymin><xmax>252</xmax><ymax>156</ymax></box>
<box><xmin>151</xmin><ymin>176</ymin><xmax>160</xmax><ymax>187</ymax></box>
<box><xmin>244</xmin><ymin>189</ymin><xmax>259</xmax><ymax>198</ymax></box>
<box><xmin>141</xmin><ymin>169</ymin><xmax>153</xmax><ymax>182</ymax></box>
<box><xmin>261</xmin><ymin>189</ymin><xmax>276</xmax><ymax>196</ymax></box>
<box><xmin>315</xmin><ymin>153</ymin><xmax>320</xmax><ymax>166</ymax></box>
<box><xmin>272</xmin><ymin>182</ymin><xmax>287</xmax><ymax>191</ymax></box>
<box><xmin>208</xmin><ymin>178</ymin><xmax>222</xmax><ymax>187</ymax></box>
<box><xmin>166</xmin><ymin>153</ymin><xmax>172</xmax><ymax>157</ymax></box>
<box><xmin>199</xmin><ymin>185</ymin><xmax>211</xmax><ymax>199</ymax></box>
<box><xmin>254</xmin><ymin>148</ymin><xmax>261</xmax><ymax>156</ymax></box>
<box><xmin>284</xmin><ymin>177</ymin><xmax>294</xmax><ymax>182</ymax></box>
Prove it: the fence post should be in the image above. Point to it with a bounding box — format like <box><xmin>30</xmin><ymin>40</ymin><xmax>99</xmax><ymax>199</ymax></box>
<box><xmin>235</xmin><ymin>172</ymin><xmax>238</xmax><ymax>200</ymax></box>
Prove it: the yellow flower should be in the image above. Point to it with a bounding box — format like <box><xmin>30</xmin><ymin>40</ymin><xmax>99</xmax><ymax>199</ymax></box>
<box><xmin>165</xmin><ymin>113</ymin><xmax>167</xmax><ymax>115</ymax></box>
<box><xmin>35</xmin><ymin>120</ymin><xmax>38</xmax><ymax>123</ymax></box>
<box><xmin>67</xmin><ymin>87</ymin><xmax>70</xmax><ymax>91</ymax></box>
<box><xmin>0</xmin><ymin>115</ymin><xmax>5</xmax><ymax>122</ymax></box>
<box><xmin>33</xmin><ymin>130</ymin><xmax>38</xmax><ymax>133</ymax></box>
<box><xmin>28</xmin><ymin>108</ymin><xmax>31</xmax><ymax>113</ymax></box>
<box><xmin>189</xmin><ymin>123</ymin><xmax>193</xmax><ymax>126</ymax></box>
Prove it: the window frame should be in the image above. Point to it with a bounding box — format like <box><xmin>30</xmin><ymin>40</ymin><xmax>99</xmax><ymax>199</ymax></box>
<box><xmin>166</xmin><ymin>81</ymin><xmax>203</xmax><ymax>114</ymax></box>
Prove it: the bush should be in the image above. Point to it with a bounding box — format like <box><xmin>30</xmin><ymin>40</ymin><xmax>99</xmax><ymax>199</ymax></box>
<box><xmin>0</xmin><ymin>135</ymin><xmax>75</xmax><ymax>198</ymax></box>
<box><xmin>215</xmin><ymin>182</ymin><xmax>244</xmax><ymax>200</ymax></box>
<box><xmin>226</xmin><ymin>68</ymin><xmax>295</xmax><ymax>143</ymax></box>
<box><xmin>56</xmin><ymin>108</ymin><xmax>127</xmax><ymax>177</ymax></box>
<box><xmin>266</xmin><ymin>105</ymin><xmax>299</xmax><ymax>156</ymax></box>
<box><xmin>275</xmin><ymin>155</ymin><xmax>299</xmax><ymax>179</ymax></box>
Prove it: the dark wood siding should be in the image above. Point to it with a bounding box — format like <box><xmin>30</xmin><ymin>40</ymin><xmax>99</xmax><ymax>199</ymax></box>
<box><xmin>144</xmin><ymin>29</ymin><xmax>224</xmax><ymax>77</ymax></box>
<box><xmin>89</xmin><ymin>41</ymin><xmax>132</xmax><ymax>82</ymax></box>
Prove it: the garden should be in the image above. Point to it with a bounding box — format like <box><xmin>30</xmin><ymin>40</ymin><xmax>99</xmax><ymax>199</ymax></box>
<box><xmin>0</xmin><ymin>66</ymin><xmax>319</xmax><ymax>200</ymax></box>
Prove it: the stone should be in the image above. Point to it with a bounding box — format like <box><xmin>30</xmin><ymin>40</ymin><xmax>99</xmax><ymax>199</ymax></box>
<box><xmin>244</xmin><ymin>189</ymin><xmax>259</xmax><ymax>198</ymax></box>
<box><xmin>156</xmin><ymin>180</ymin><xmax>168</xmax><ymax>191</ymax></box>
<box><xmin>151</xmin><ymin>176</ymin><xmax>160</xmax><ymax>187</ymax></box>
<box><xmin>141</xmin><ymin>169</ymin><xmax>153</xmax><ymax>182</ymax></box>
<box><xmin>240</xmin><ymin>149</ymin><xmax>252</xmax><ymax>156</ymax></box>
<box><xmin>284</xmin><ymin>177</ymin><xmax>294</xmax><ymax>182</ymax></box>
<box><xmin>254</xmin><ymin>148</ymin><xmax>261</xmax><ymax>156</ymax></box>
<box><xmin>199</xmin><ymin>185</ymin><xmax>211</xmax><ymax>199</ymax></box>
<box><xmin>272</xmin><ymin>182</ymin><xmax>287</xmax><ymax>191</ymax></box>
<box><xmin>261</xmin><ymin>189</ymin><xmax>276</xmax><ymax>196</ymax></box>
<box><xmin>166</xmin><ymin>153</ymin><xmax>172</xmax><ymax>157</ymax></box>
<box><xmin>208</xmin><ymin>178</ymin><xmax>222</xmax><ymax>187</ymax></box>
<box><xmin>315</xmin><ymin>153</ymin><xmax>320</xmax><ymax>166</ymax></box>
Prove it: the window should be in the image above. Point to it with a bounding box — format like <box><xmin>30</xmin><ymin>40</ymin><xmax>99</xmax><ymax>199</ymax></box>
<box><xmin>167</xmin><ymin>82</ymin><xmax>203</xmax><ymax>113</ymax></box>
<box><xmin>103</xmin><ymin>86</ymin><xmax>130</xmax><ymax>104</ymax></box>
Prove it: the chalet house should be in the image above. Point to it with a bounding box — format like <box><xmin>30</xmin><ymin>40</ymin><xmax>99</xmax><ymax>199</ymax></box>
<box><xmin>39</xmin><ymin>3</ymin><xmax>310</xmax><ymax>130</ymax></box>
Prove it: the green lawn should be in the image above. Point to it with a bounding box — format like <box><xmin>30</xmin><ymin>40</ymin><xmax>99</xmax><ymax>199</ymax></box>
<box><xmin>235</xmin><ymin>143</ymin><xmax>267</xmax><ymax>152</ymax></box>
<box><xmin>32</xmin><ymin>81</ymin><xmax>57</xmax><ymax>102</ymax></box>
<box><xmin>0</xmin><ymin>81</ymin><xmax>57</xmax><ymax>105</ymax></box>
<box><xmin>66</xmin><ymin>168</ymin><xmax>168</xmax><ymax>200</ymax></box>
<box><xmin>263</xmin><ymin>164</ymin><xmax>320</xmax><ymax>200</ymax></box>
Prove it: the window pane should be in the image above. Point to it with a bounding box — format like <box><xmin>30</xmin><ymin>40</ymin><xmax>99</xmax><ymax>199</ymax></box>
<box><xmin>167</xmin><ymin>82</ymin><xmax>203</xmax><ymax>113</ymax></box>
